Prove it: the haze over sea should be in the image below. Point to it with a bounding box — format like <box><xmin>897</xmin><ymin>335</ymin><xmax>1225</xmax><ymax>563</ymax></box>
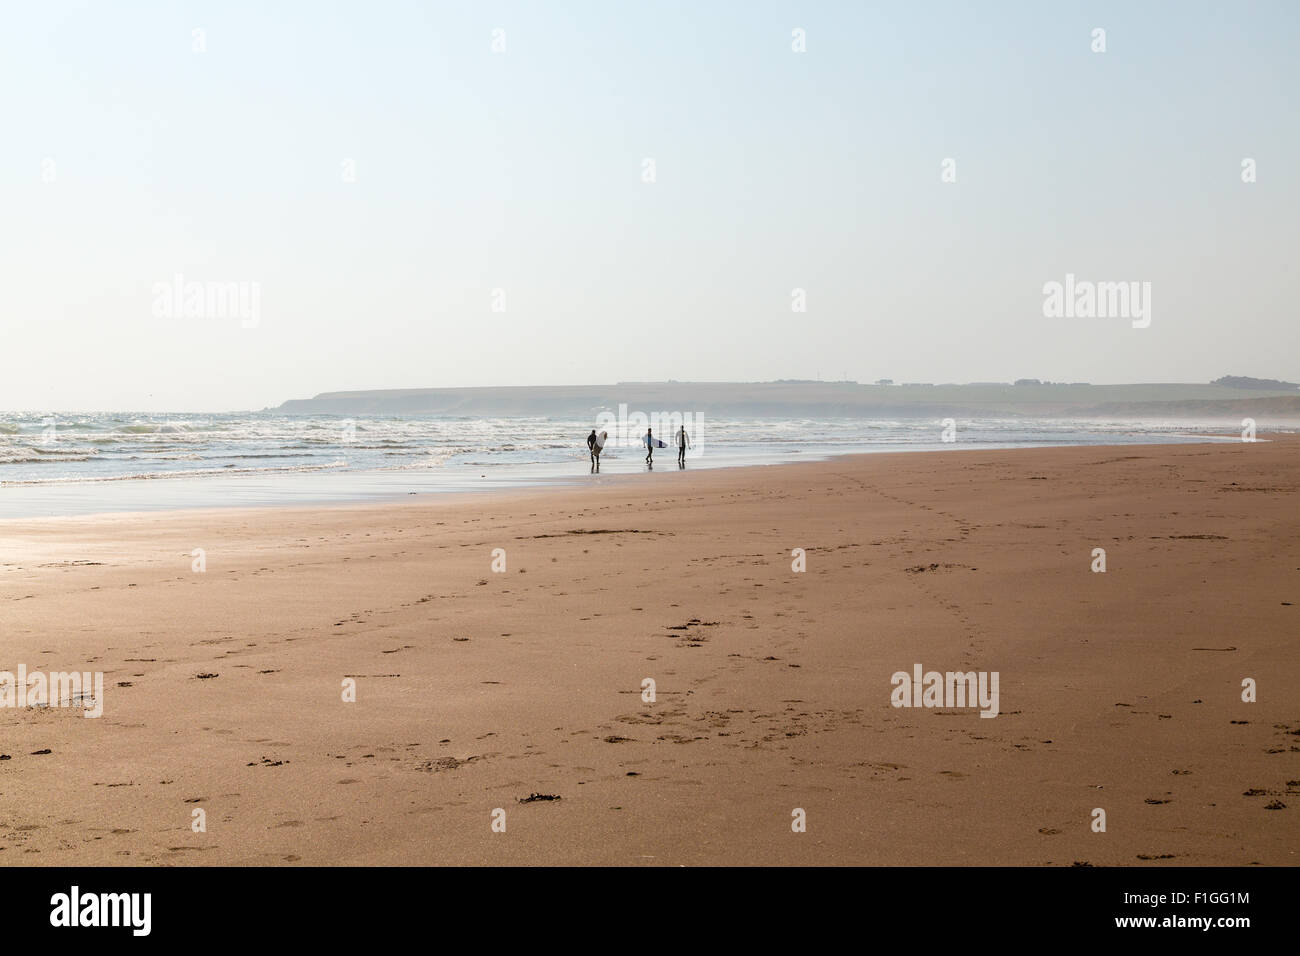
<box><xmin>0</xmin><ymin>412</ymin><xmax>1256</xmax><ymax>518</ymax></box>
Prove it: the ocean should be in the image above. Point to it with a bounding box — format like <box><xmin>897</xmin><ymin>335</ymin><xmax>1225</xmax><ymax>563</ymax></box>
<box><xmin>0</xmin><ymin>412</ymin><xmax>1255</xmax><ymax>518</ymax></box>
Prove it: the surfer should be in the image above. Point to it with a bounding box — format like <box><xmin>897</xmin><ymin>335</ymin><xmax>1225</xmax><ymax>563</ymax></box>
<box><xmin>587</xmin><ymin>429</ymin><xmax>602</xmax><ymax>473</ymax></box>
<box><xmin>677</xmin><ymin>424</ymin><xmax>690</xmax><ymax>466</ymax></box>
<box><xmin>645</xmin><ymin>428</ymin><xmax>654</xmax><ymax>464</ymax></box>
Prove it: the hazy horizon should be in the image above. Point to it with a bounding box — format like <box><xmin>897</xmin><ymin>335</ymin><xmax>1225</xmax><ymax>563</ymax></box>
<box><xmin>6</xmin><ymin>1</ymin><xmax>1298</xmax><ymax>413</ymax></box>
<box><xmin>8</xmin><ymin>376</ymin><xmax>1300</xmax><ymax>418</ymax></box>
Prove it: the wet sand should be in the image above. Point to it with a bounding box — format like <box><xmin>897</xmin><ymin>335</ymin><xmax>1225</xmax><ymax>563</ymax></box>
<box><xmin>1</xmin><ymin>439</ymin><xmax>1297</xmax><ymax>865</ymax></box>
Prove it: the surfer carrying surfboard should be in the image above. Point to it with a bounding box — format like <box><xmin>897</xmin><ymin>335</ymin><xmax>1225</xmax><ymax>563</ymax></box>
<box><xmin>643</xmin><ymin>428</ymin><xmax>668</xmax><ymax>464</ymax></box>
<box><xmin>588</xmin><ymin>429</ymin><xmax>607</xmax><ymax>473</ymax></box>
<box><xmin>676</xmin><ymin>424</ymin><xmax>690</xmax><ymax>466</ymax></box>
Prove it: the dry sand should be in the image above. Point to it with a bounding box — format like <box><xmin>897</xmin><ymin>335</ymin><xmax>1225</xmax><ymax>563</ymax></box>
<box><xmin>1</xmin><ymin>440</ymin><xmax>1297</xmax><ymax>865</ymax></box>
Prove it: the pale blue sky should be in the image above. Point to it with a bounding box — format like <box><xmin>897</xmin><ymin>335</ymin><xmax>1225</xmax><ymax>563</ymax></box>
<box><xmin>3</xmin><ymin>1</ymin><xmax>1297</xmax><ymax>411</ymax></box>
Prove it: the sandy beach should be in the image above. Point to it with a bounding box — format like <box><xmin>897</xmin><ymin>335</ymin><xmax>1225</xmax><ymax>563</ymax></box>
<box><xmin>1</xmin><ymin>440</ymin><xmax>1296</xmax><ymax>866</ymax></box>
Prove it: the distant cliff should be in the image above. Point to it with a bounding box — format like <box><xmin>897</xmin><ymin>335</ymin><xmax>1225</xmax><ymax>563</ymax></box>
<box><xmin>273</xmin><ymin>381</ymin><xmax>1300</xmax><ymax>420</ymax></box>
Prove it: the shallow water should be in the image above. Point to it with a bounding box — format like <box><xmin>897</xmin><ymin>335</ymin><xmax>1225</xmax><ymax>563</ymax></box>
<box><xmin>0</xmin><ymin>412</ymin><xmax>1251</xmax><ymax>518</ymax></box>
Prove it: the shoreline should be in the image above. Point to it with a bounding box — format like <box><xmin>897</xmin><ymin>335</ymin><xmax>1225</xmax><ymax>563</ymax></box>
<box><xmin>0</xmin><ymin>435</ymin><xmax>1255</xmax><ymax>525</ymax></box>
